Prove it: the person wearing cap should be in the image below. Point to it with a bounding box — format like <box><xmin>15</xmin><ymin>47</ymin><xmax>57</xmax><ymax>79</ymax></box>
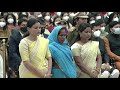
<box><xmin>67</xmin><ymin>12</ymin><xmax>89</xmax><ymax>46</ymax></box>
<box><xmin>103</xmin><ymin>21</ymin><xmax>120</xmax><ymax>77</ymax></box>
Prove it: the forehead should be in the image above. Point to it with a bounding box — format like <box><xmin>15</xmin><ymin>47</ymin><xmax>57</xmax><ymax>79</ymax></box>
<box><xmin>21</xmin><ymin>21</ymin><xmax>27</xmax><ymax>25</ymax></box>
<box><xmin>55</xmin><ymin>17</ymin><xmax>61</xmax><ymax>21</ymax></box>
<box><xmin>79</xmin><ymin>18</ymin><xmax>87</xmax><ymax>20</ymax></box>
<box><xmin>59</xmin><ymin>28</ymin><xmax>66</xmax><ymax>33</ymax></box>
<box><xmin>101</xmin><ymin>23</ymin><xmax>106</xmax><ymax>26</ymax></box>
<box><xmin>113</xmin><ymin>24</ymin><xmax>120</xmax><ymax>27</ymax></box>
<box><xmin>83</xmin><ymin>27</ymin><xmax>91</xmax><ymax>32</ymax></box>
<box><xmin>32</xmin><ymin>22</ymin><xmax>40</xmax><ymax>27</ymax></box>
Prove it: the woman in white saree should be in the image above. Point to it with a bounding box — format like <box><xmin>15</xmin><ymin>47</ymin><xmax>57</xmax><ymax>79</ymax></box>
<box><xmin>71</xmin><ymin>23</ymin><xmax>102</xmax><ymax>78</ymax></box>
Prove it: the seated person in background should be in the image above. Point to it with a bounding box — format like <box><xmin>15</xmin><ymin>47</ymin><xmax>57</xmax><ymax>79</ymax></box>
<box><xmin>92</xmin><ymin>20</ymin><xmax>119</xmax><ymax>78</ymax></box>
<box><xmin>8</xmin><ymin>19</ymin><xmax>28</xmax><ymax>78</ymax></box>
<box><xmin>103</xmin><ymin>21</ymin><xmax>120</xmax><ymax>77</ymax></box>
<box><xmin>37</xmin><ymin>17</ymin><xmax>50</xmax><ymax>38</ymax></box>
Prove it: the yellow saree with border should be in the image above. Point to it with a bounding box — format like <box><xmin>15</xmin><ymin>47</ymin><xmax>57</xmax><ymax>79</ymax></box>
<box><xmin>19</xmin><ymin>36</ymin><xmax>51</xmax><ymax>78</ymax></box>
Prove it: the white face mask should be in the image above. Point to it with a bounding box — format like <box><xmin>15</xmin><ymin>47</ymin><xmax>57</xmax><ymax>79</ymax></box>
<box><xmin>0</xmin><ymin>22</ymin><xmax>6</xmax><ymax>27</ymax></box>
<box><xmin>69</xmin><ymin>13</ymin><xmax>75</xmax><ymax>17</ymax></box>
<box><xmin>56</xmin><ymin>12</ymin><xmax>61</xmax><ymax>16</ymax></box>
<box><xmin>63</xmin><ymin>16</ymin><xmax>69</xmax><ymax>21</ymax></box>
<box><xmin>7</xmin><ymin>18</ymin><xmax>14</xmax><ymax>23</ymax></box>
<box><xmin>93</xmin><ymin>30</ymin><xmax>101</xmax><ymax>37</ymax></box>
<box><xmin>45</xmin><ymin>16</ymin><xmax>50</xmax><ymax>21</ymax></box>
<box><xmin>112</xmin><ymin>28</ymin><xmax>120</xmax><ymax>34</ymax></box>
<box><xmin>90</xmin><ymin>20</ymin><xmax>95</xmax><ymax>24</ymax></box>
<box><xmin>22</xmin><ymin>12</ymin><xmax>27</xmax><ymax>15</ymax></box>
<box><xmin>96</xmin><ymin>16</ymin><xmax>102</xmax><ymax>20</ymax></box>
<box><xmin>101</xmin><ymin>27</ymin><xmax>105</xmax><ymax>32</ymax></box>
<box><xmin>113</xmin><ymin>17</ymin><xmax>119</xmax><ymax>22</ymax></box>
<box><xmin>37</xmin><ymin>14</ymin><xmax>42</xmax><ymax>17</ymax></box>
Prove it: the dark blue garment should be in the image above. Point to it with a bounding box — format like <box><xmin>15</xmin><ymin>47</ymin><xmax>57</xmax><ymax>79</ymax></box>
<box><xmin>106</xmin><ymin>33</ymin><xmax>120</xmax><ymax>56</ymax></box>
<box><xmin>93</xmin><ymin>37</ymin><xmax>110</xmax><ymax>63</ymax></box>
<box><xmin>8</xmin><ymin>29</ymin><xmax>22</xmax><ymax>71</ymax></box>
<box><xmin>43</xmin><ymin>33</ymin><xmax>49</xmax><ymax>38</ymax></box>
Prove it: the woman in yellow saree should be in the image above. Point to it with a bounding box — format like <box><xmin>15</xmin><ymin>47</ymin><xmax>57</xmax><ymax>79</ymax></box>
<box><xmin>19</xmin><ymin>18</ymin><xmax>52</xmax><ymax>78</ymax></box>
<box><xmin>71</xmin><ymin>23</ymin><xmax>102</xmax><ymax>78</ymax></box>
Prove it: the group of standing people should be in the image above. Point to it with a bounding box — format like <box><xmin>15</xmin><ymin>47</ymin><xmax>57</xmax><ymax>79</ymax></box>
<box><xmin>0</xmin><ymin>12</ymin><xmax>120</xmax><ymax>78</ymax></box>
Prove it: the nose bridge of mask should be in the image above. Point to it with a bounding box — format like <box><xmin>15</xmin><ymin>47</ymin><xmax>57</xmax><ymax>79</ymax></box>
<box><xmin>93</xmin><ymin>30</ymin><xmax>101</xmax><ymax>37</ymax></box>
<box><xmin>96</xmin><ymin>16</ymin><xmax>102</xmax><ymax>20</ymax></box>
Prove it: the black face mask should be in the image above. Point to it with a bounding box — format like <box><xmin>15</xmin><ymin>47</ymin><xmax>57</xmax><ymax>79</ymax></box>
<box><xmin>20</xmin><ymin>27</ymin><xmax>28</xmax><ymax>33</ymax></box>
<box><xmin>40</xmin><ymin>27</ymin><xmax>45</xmax><ymax>34</ymax></box>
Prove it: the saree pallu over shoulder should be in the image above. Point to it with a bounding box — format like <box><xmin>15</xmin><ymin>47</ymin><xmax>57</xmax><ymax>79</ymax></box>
<box><xmin>72</xmin><ymin>41</ymin><xmax>100</xmax><ymax>78</ymax></box>
<box><xmin>19</xmin><ymin>36</ymin><xmax>50</xmax><ymax>78</ymax></box>
<box><xmin>49</xmin><ymin>42</ymin><xmax>77</xmax><ymax>78</ymax></box>
<box><xmin>80</xmin><ymin>41</ymin><xmax>99</xmax><ymax>68</ymax></box>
